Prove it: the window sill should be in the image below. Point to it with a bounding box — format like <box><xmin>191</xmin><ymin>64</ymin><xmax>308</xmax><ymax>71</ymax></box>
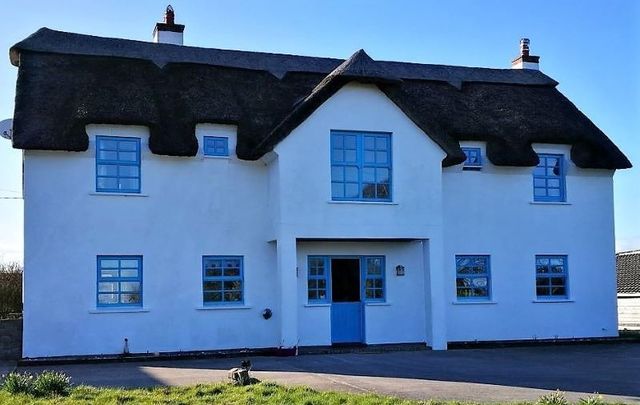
<box><xmin>304</xmin><ymin>303</ymin><xmax>331</xmax><ymax>307</ymax></box>
<box><xmin>90</xmin><ymin>192</ymin><xmax>149</xmax><ymax>197</ymax></box>
<box><xmin>365</xmin><ymin>302</ymin><xmax>391</xmax><ymax>306</ymax></box>
<box><xmin>532</xmin><ymin>299</ymin><xmax>574</xmax><ymax>303</ymax></box>
<box><xmin>89</xmin><ymin>307</ymin><xmax>149</xmax><ymax>314</ymax></box>
<box><xmin>202</xmin><ymin>155</ymin><xmax>231</xmax><ymax>160</ymax></box>
<box><xmin>195</xmin><ymin>305</ymin><xmax>252</xmax><ymax>311</ymax></box>
<box><xmin>328</xmin><ymin>201</ymin><xmax>398</xmax><ymax>206</ymax></box>
<box><xmin>452</xmin><ymin>300</ymin><xmax>497</xmax><ymax>305</ymax></box>
<box><xmin>529</xmin><ymin>201</ymin><xmax>571</xmax><ymax>206</ymax></box>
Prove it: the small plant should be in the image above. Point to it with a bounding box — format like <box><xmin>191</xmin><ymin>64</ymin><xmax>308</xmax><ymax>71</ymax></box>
<box><xmin>537</xmin><ymin>390</ymin><xmax>569</xmax><ymax>405</ymax></box>
<box><xmin>579</xmin><ymin>394</ymin><xmax>606</xmax><ymax>405</ymax></box>
<box><xmin>1</xmin><ymin>371</ymin><xmax>34</xmax><ymax>395</ymax></box>
<box><xmin>32</xmin><ymin>370</ymin><xmax>72</xmax><ymax>397</ymax></box>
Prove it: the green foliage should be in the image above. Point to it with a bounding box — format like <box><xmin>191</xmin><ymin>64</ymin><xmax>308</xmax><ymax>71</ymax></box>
<box><xmin>1</xmin><ymin>371</ymin><xmax>34</xmax><ymax>395</ymax></box>
<box><xmin>33</xmin><ymin>370</ymin><xmax>72</xmax><ymax>397</ymax></box>
<box><xmin>0</xmin><ymin>380</ymin><xmax>625</xmax><ymax>404</ymax></box>
<box><xmin>578</xmin><ymin>394</ymin><xmax>606</xmax><ymax>405</ymax></box>
<box><xmin>0</xmin><ymin>262</ymin><xmax>22</xmax><ymax>318</ymax></box>
<box><xmin>537</xmin><ymin>390</ymin><xmax>569</xmax><ymax>405</ymax></box>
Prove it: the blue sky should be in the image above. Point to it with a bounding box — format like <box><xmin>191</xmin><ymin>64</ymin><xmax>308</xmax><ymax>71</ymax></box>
<box><xmin>0</xmin><ymin>0</ymin><xmax>638</xmax><ymax>262</ymax></box>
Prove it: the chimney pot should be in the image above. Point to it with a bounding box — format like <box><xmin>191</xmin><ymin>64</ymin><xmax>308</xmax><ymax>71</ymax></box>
<box><xmin>520</xmin><ymin>38</ymin><xmax>530</xmax><ymax>57</ymax></box>
<box><xmin>164</xmin><ymin>5</ymin><xmax>175</xmax><ymax>25</ymax></box>
<box><xmin>153</xmin><ymin>5</ymin><xmax>185</xmax><ymax>45</ymax></box>
<box><xmin>512</xmin><ymin>38</ymin><xmax>539</xmax><ymax>70</ymax></box>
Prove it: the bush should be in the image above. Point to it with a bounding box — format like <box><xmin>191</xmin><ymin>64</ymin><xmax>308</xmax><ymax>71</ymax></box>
<box><xmin>579</xmin><ymin>394</ymin><xmax>606</xmax><ymax>405</ymax></box>
<box><xmin>33</xmin><ymin>370</ymin><xmax>72</xmax><ymax>397</ymax></box>
<box><xmin>1</xmin><ymin>371</ymin><xmax>34</xmax><ymax>395</ymax></box>
<box><xmin>0</xmin><ymin>262</ymin><xmax>22</xmax><ymax>318</ymax></box>
<box><xmin>537</xmin><ymin>390</ymin><xmax>569</xmax><ymax>405</ymax></box>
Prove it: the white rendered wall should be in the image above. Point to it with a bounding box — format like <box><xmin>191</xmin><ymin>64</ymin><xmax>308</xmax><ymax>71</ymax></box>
<box><xmin>272</xmin><ymin>83</ymin><xmax>446</xmax><ymax>240</ymax></box>
<box><xmin>443</xmin><ymin>142</ymin><xmax>618</xmax><ymax>342</ymax></box>
<box><xmin>22</xmin><ymin>124</ymin><xmax>280</xmax><ymax>358</ymax></box>
<box><xmin>296</xmin><ymin>241</ymin><xmax>427</xmax><ymax>346</ymax></box>
<box><xmin>21</xmin><ymin>84</ymin><xmax>621</xmax><ymax>357</ymax></box>
<box><xmin>271</xmin><ymin>83</ymin><xmax>448</xmax><ymax>349</ymax></box>
<box><xmin>152</xmin><ymin>30</ymin><xmax>183</xmax><ymax>45</ymax></box>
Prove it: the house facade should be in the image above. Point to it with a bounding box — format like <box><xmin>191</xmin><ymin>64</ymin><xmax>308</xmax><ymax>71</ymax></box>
<box><xmin>9</xmin><ymin>9</ymin><xmax>631</xmax><ymax>358</ymax></box>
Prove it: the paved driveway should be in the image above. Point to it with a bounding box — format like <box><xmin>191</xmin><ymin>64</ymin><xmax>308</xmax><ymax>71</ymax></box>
<box><xmin>14</xmin><ymin>343</ymin><xmax>640</xmax><ymax>403</ymax></box>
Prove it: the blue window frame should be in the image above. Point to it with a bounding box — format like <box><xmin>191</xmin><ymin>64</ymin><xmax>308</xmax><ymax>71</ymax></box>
<box><xmin>535</xmin><ymin>255</ymin><xmax>568</xmax><ymax>299</ymax></box>
<box><xmin>97</xmin><ymin>256</ymin><xmax>142</xmax><ymax>307</ymax></box>
<box><xmin>364</xmin><ymin>256</ymin><xmax>385</xmax><ymax>301</ymax></box>
<box><xmin>331</xmin><ymin>131</ymin><xmax>392</xmax><ymax>201</ymax></box>
<box><xmin>96</xmin><ymin>136</ymin><xmax>141</xmax><ymax>193</ymax></box>
<box><xmin>455</xmin><ymin>255</ymin><xmax>491</xmax><ymax>300</ymax></box>
<box><xmin>533</xmin><ymin>153</ymin><xmax>566</xmax><ymax>202</ymax></box>
<box><xmin>462</xmin><ymin>147</ymin><xmax>482</xmax><ymax>170</ymax></box>
<box><xmin>203</xmin><ymin>136</ymin><xmax>229</xmax><ymax>157</ymax></box>
<box><xmin>308</xmin><ymin>256</ymin><xmax>329</xmax><ymax>303</ymax></box>
<box><xmin>202</xmin><ymin>256</ymin><xmax>243</xmax><ymax>304</ymax></box>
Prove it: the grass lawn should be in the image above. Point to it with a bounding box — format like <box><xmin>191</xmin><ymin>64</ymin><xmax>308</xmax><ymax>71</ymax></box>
<box><xmin>0</xmin><ymin>380</ymin><xmax>621</xmax><ymax>405</ymax></box>
<box><xmin>0</xmin><ymin>381</ymin><xmax>450</xmax><ymax>405</ymax></box>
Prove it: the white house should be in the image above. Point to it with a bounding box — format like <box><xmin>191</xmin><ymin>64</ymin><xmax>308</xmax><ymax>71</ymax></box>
<box><xmin>8</xmin><ymin>8</ymin><xmax>631</xmax><ymax>359</ymax></box>
<box><xmin>617</xmin><ymin>250</ymin><xmax>640</xmax><ymax>330</ymax></box>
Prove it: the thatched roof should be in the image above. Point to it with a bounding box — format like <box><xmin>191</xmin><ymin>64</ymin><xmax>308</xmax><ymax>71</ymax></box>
<box><xmin>617</xmin><ymin>250</ymin><xmax>640</xmax><ymax>294</ymax></box>
<box><xmin>9</xmin><ymin>28</ymin><xmax>631</xmax><ymax>169</ymax></box>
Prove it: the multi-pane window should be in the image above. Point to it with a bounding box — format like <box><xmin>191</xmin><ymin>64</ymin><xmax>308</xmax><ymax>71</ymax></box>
<box><xmin>364</xmin><ymin>256</ymin><xmax>385</xmax><ymax>301</ymax></box>
<box><xmin>97</xmin><ymin>256</ymin><xmax>142</xmax><ymax>307</ymax></box>
<box><xmin>455</xmin><ymin>255</ymin><xmax>491</xmax><ymax>300</ymax></box>
<box><xmin>203</xmin><ymin>136</ymin><xmax>229</xmax><ymax>157</ymax></box>
<box><xmin>462</xmin><ymin>147</ymin><xmax>482</xmax><ymax>170</ymax></box>
<box><xmin>331</xmin><ymin>131</ymin><xmax>392</xmax><ymax>201</ymax></box>
<box><xmin>533</xmin><ymin>154</ymin><xmax>566</xmax><ymax>202</ymax></box>
<box><xmin>96</xmin><ymin>136</ymin><xmax>141</xmax><ymax>193</ymax></box>
<box><xmin>202</xmin><ymin>256</ymin><xmax>243</xmax><ymax>305</ymax></box>
<box><xmin>308</xmin><ymin>257</ymin><xmax>329</xmax><ymax>303</ymax></box>
<box><xmin>535</xmin><ymin>255</ymin><xmax>568</xmax><ymax>299</ymax></box>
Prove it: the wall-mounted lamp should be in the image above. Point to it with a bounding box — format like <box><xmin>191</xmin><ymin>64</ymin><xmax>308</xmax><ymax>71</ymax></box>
<box><xmin>395</xmin><ymin>265</ymin><xmax>405</xmax><ymax>276</ymax></box>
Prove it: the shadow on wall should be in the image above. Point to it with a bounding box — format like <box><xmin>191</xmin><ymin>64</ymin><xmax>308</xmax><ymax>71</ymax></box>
<box><xmin>17</xmin><ymin>343</ymin><xmax>640</xmax><ymax>397</ymax></box>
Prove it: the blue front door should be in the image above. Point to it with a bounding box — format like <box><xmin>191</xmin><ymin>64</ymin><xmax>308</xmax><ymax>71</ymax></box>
<box><xmin>330</xmin><ymin>258</ymin><xmax>363</xmax><ymax>344</ymax></box>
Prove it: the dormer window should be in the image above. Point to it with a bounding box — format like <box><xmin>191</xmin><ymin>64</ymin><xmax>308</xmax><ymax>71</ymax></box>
<box><xmin>96</xmin><ymin>136</ymin><xmax>141</xmax><ymax>193</ymax></box>
<box><xmin>203</xmin><ymin>136</ymin><xmax>229</xmax><ymax>157</ymax></box>
<box><xmin>533</xmin><ymin>153</ymin><xmax>566</xmax><ymax>202</ymax></box>
<box><xmin>462</xmin><ymin>147</ymin><xmax>482</xmax><ymax>170</ymax></box>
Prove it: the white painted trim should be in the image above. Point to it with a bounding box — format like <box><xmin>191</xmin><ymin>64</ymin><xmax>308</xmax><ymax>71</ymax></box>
<box><xmin>529</xmin><ymin>201</ymin><xmax>572</xmax><ymax>206</ymax></box>
<box><xmin>89</xmin><ymin>308</ymin><xmax>150</xmax><ymax>314</ymax></box>
<box><xmin>89</xmin><ymin>192</ymin><xmax>149</xmax><ymax>197</ymax></box>
<box><xmin>304</xmin><ymin>303</ymin><xmax>331</xmax><ymax>308</ymax></box>
<box><xmin>532</xmin><ymin>299</ymin><xmax>575</xmax><ymax>304</ymax></box>
<box><xmin>195</xmin><ymin>305</ymin><xmax>253</xmax><ymax>311</ymax></box>
<box><xmin>452</xmin><ymin>301</ymin><xmax>497</xmax><ymax>305</ymax></box>
<box><xmin>327</xmin><ymin>201</ymin><xmax>399</xmax><ymax>206</ymax></box>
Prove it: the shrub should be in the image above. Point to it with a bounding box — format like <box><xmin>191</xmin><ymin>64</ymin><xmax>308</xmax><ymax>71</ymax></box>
<box><xmin>0</xmin><ymin>262</ymin><xmax>22</xmax><ymax>318</ymax></box>
<box><xmin>537</xmin><ymin>390</ymin><xmax>569</xmax><ymax>405</ymax></box>
<box><xmin>1</xmin><ymin>371</ymin><xmax>34</xmax><ymax>395</ymax></box>
<box><xmin>33</xmin><ymin>370</ymin><xmax>72</xmax><ymax>397</ymax></box>
<box><xmin>579</xmin><ymin>394</ymin><xmax>606</xmax><ymax>405</ymax></box>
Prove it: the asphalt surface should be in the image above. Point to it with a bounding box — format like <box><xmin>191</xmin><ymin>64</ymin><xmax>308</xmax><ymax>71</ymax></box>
<box><xmin>5</xmin><ymin>343</ymin><xmax>640</xmax><ymax>403</ymax></box>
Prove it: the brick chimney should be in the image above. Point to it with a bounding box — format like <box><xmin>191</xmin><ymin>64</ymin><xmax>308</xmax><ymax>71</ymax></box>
<box><xmin>152</xmin><ymin>5</ymin><xmax>184</xmax><ymax>45</ymax></box>
<box><xmin>511</xmin><ymin>38</ymin><xmax>540</xmax><ymax>70</ymax></box>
